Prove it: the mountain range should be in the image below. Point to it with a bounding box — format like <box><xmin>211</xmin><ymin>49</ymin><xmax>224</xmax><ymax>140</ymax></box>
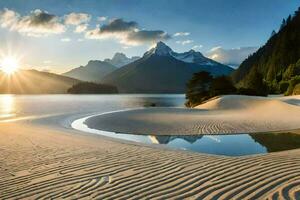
<box><xmin>60</xmin><ymin>41</ymin><xmax>234</xmax><ymax>93</ymax></box>
<box><xmin>63</xmin><ymin>60</ymin><xmax>117</xmax><ymax>82</ymax></box>
<box><xmin>102</xmin><ymin>42</ymin><xmax>233</xmax><ymax>93</ymax></box>
<box><xmin>104</xmin><ymin>53</ymin><xmax>140</xmax><ymax>67</ymax></box>
<box><xmin>63</xmin><ymin>53</ymin><xmax>140</xmax><ymax>82</ymax></box>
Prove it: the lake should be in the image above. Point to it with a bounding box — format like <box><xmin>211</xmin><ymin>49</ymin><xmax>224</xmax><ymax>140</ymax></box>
<box><xmin>1</xmin><ymin>94</ymin><xmax>300</xmax><ymax>157</ymax></box>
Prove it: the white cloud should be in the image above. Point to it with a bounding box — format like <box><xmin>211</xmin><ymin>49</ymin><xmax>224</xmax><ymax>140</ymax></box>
<box><xmin>176</xmin><ymin>39</ymin><xmax>193</xmax><ymax>45</ymax></box>
<box><xmin>192</xmin><ymin>45</ymin><xmax>203</xmax><ymax>49</ymax></box>
<box><xmin>85</xmin><ymin>18</ymin><xmax>171</xmax><ymax>46</ymax></box>
<box><xmin>61</xmin><ymin>37</ymin><xmax>71</xmax><ymax>42</ymax></box>
<box><xmin>64</xmin><ymin>12</ymin><xmax>91</xmax><ymax>25</ymax></box>
<box><xmin>77</xmin><ymin>38</ymin><xmax>84</xmax><ymax>42</ymax></box>
<box><xmin>206</xmin><ymin>46</ymin><xmax>258</xmax><ymax>66</ymax></box>
<box><xmin>64</xmin><ymin>13</ymin><xmax>91</xmax><ymax>34</ymax></box>
<box><xmin>0</xmin><ymin>8</ymin><xmax>65</xmax><ymax>37</ymax></box>
<box><xmin>74</xmin><ymin>23</ymin><xmax>88</xmax><ymax>33</ymax></box>
<box><xmin>97</xmin><ymin>16</ymin><xmax>107</xmax><ymax>21</ymax></box>
<box><xmin>0</xmin><ymin>8</ymin><xmax>171</xmax><ymax>46</ymax></box>
<box><xmin>0</xmin><ymin>8</ymin><xmax>18</xmax><ymax>28</ymax></box>
<box><xmin>174</xmin><ymin>32</ymin><xmax>190</xmax><ymax>37</ymax></box>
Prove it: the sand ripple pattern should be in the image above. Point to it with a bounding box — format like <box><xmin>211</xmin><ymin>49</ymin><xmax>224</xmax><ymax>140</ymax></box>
<box><xmin>1</xmin><ymin>139</ymin><xmax>300</xmax><ymax>200</ymax></box>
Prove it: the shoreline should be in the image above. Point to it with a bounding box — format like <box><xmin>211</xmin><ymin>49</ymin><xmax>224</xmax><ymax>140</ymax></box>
<box><xmin>82</xmin><ymin>95</ymin><xmax>300</xmax><ymax>135</ymax></box>
<box><xmin>74</xmin><ymin>108</ymin><xmax>300</xmax><ymax>136</ymax></box>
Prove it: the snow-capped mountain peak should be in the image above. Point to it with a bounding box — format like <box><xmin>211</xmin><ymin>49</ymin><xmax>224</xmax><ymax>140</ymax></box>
<box><xmin>104</xmin><ymin>52</ymin><xmax>140</xmax><ymax>67</ymax></box>
<box><xmin>145</xmin><ymin>41</ymin><xmax>173</xmax><ymax>57</ymax></box>
<box><xmin>154</xmin><ymin>41</ymin><xmax>173</xmax><ymax>56</ymax></box>
<box><xmin>144</xmin><ymin>41</ymin><xmax>217</xmax><ymax>66</ymax></box>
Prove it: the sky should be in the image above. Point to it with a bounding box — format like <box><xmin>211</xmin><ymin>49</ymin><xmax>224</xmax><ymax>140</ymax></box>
<box><xmin>0</xmin><ymin>0</ymin><xmax>299</xmax><ymax>73</ymax></box>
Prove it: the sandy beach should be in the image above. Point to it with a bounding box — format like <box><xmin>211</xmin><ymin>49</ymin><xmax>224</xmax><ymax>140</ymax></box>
<box><xmin>0</xmin><ymin>95</ymin><xmax>300</xmax><ymax>199</ymax></box>
<box><xmin>85</xmin><ymin>95</ymin><xmax>300</xmax><ymax>135</ymax></box>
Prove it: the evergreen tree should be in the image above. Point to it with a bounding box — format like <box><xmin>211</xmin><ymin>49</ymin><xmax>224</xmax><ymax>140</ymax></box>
<box><xmin>280</xmin><ymin>18</ymin><xmax>286</xmax><ymax>29</ymax></box>
<box><xmin>185</xmin><ymin>72</ymin><xmax>213</xmax><ymax>107</ymax></box>
<box><xmin>271</xmin><ymin>30</ymin><xmax>276</xmax><ymax>37</ymax></box>
<box><xmin>286</xmin><ymin>15</ymin><xmax>292</xmax><ymax>24</ymax></box>
<box><xmin>209</xmin><ymin>76</ymin><xmax>236</xmax><ymax>97</ymax></box>
<box><xmin>295</xmin><ymin>7</ymin><xmax>300</xmax><ymax>16</ymax></box>
<box><xmin>243</xmin><ymin>68</ymin><xmax>268</xmax><ymax>96</ymax></box>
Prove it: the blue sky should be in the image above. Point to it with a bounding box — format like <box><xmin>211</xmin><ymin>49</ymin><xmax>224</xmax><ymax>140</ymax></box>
<box><xmin>0</xmin><ymin>0</ymin><xmax>299</xmax><ymax>72</ymax></box>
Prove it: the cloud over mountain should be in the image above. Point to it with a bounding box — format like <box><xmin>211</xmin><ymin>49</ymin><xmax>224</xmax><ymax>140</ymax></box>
<box><xmin>206</xmin><ymin>46</ymin><xmax>258</xmax><ymax>67</ymax></box>
<box><xmin>64</xmin><ymin>12</ymin><xmax>91</xmax><ymax>25</ymax></box>
<box><xmin>0</xmin><ymin>9</ymin><xmax>170</xmax><ymax>45</ymax></box>
<box><xmin>176</xmin><ymin>39</ymin><xmax>193</xmax><ymax>45</ymax></box>
<box><xmin>126</xmin><ymin>30</ymin><xmax>170</xmax><ymax>45</ymax></box>
<box><xmin>0</xmin><ymin>8</ymin><xmax>65</xmax><ymax>36</ymax></box>
<box><xmin>100</xmin><ymin>18</ymin><xmax>138</xmax><ymax>33</ymax></box>
<box><xmin>85</xmin><ymin>18</ymin><xmax>170</xmax><ymax>45</ymax></box>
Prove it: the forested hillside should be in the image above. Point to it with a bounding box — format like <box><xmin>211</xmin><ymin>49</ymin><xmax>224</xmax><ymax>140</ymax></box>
<box><xmin>232</xmin><ymin>7</ymin><xmax>300</xmax><ymax>94</ymax></box>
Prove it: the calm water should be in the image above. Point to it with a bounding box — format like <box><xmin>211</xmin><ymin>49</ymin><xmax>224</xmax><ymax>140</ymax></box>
<box><xmin>1</xmin><ymin>94</ymin><xmax>300</xmax><ymax>156</ymax></box>
<box><xmin>0</xmin><ymin>94</ymin><xmax>185</xmax><ymax>122</ymax></box>
<box><xmin>73</xmin><ymin>116</ymin><xmax>300</xmax><ymax>156</ymax></box>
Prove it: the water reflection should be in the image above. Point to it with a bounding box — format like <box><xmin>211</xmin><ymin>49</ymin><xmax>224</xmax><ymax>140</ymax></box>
<box><xmin>250</xmin><ymin>132</ymin><xmax>300</xmax><ymax>152</ymax></box>
<box><xmin>122</xmin><ymin>94</ymin><xmax>185</xmax><ymax>108</ymax></box>
<box><xmin>149</xmin><ymin>135</ymin><xmax>202</xmax><ymax>144</ymax></box>
<box><xmin>74</xmin><ymin>110</ymin><xmax>300</xmax><ymax>156</ymax></box>
<box><xmin>144</xmin><ymin>132</ymin><xmax>300</xmax><ymax>156</ymax></box>
<box><xmin>0</xmin><ymin>95</ymin><xmax>15</xmax><ymax>119</ymax></box>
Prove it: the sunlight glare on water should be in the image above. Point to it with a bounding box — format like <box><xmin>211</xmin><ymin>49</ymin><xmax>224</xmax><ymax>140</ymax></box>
<box><xmin>0</xmin><ymin>95</ymin><xmax>16</xmax><ymax>119</ymax></box>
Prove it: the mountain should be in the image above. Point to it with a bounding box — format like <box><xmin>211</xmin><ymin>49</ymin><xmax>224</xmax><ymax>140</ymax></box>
<box><xmin>63</xmin><ymin>60</ymin><xmax>117</xmax><ymax>82</ymax></box>
<box><xmin>104</xmin><ymin>53</ymin><xmax>140</xmax><ymax>67</ymax></box>
<box><xmin>145</xmin><ymin>42</ymin><xmax>224</xmax><ymax>68</ymax></box>
<box><xmin>102</xmin><ymin>42</ymin><xmax>234</xmax><ymax>93</ymax></box>
<box><xmin>232</xmin><ymin>7</ymin><xmax>300</xmax><ymax>93</ymax></box>
<box><xmin>0</xmin><ymin>69</ymin><xmax>80</xmax><ymax>94</ymax></box>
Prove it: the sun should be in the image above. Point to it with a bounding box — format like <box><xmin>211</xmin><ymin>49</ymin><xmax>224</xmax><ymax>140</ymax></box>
<box><xmin>1</xmin><ymin>57</ymin><xmax>19</xmax><ymax>75</ymax></box>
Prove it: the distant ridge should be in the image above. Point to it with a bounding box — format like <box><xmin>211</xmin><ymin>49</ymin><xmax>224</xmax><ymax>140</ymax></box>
<box><xmin>0</xmin><ymin>69</ymin><xmax>80</xmax><ymax>94</ymax></box>
<box><xmin>63</xmin><ymin>53</ymin><xmax>140</xmax><ymax>82</ymax></box>
<box><xmin>63</xmin><ymin>60</ymin><xmax>117</xmax><ymax>82</ymax></box>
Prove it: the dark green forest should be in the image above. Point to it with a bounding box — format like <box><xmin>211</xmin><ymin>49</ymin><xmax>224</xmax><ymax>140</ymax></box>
<box><xmin>233</xmin><ymin>7</ymin><xmax>300</xmax><ymax>95</ymax></box>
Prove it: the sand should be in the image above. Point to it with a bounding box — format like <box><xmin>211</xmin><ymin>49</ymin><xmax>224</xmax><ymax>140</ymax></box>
<box><xmin>85</xmin><ymin>95</ymin><xmax>300</xmax><ymax>135</ymax></box>
<box><xmin>1</xmin><ymin>122</ymin><xmax>300</xmax><ymax>199</ymax></box>
<box><xmin>0</xmin><ymin>95</ymin><xmax>300</xmax><ymax>199</ymax></box>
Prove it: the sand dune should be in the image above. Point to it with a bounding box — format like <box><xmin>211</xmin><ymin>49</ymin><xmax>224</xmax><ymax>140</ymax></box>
<box><xmin>85</xmin><ymin>95</ymin><xmax>300</xmax><ymax>135</ymax></box>
<box><xmin>0</xmin><ymin>122</ymin><xmax>300</xmax><ymax>199</ymax></box>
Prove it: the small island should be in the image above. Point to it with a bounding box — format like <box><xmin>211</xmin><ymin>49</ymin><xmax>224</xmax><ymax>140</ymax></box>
<box><xmin>67</xmin><ymin>82</ymin><xmax>118</xmax><ymax>94</ymax></box>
